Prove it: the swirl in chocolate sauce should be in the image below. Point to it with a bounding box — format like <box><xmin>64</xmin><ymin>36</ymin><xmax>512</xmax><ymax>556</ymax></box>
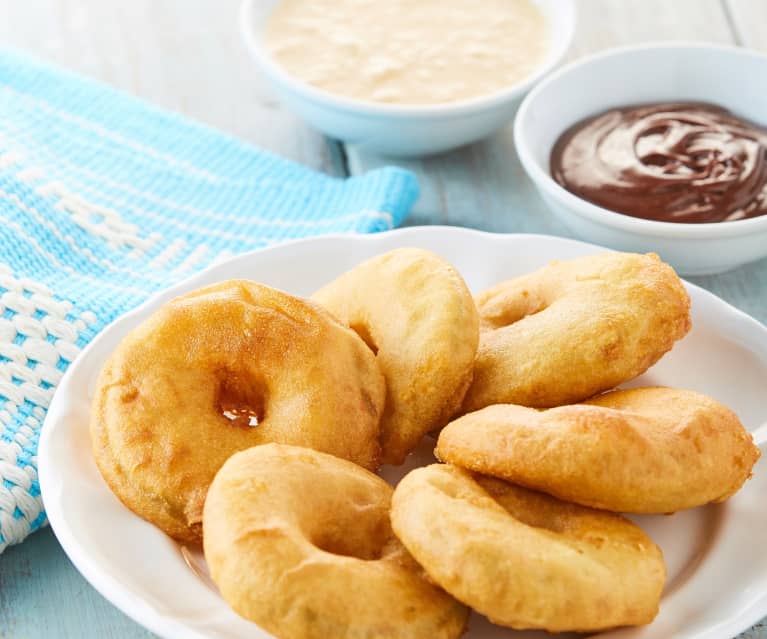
<box><xmin>550</xmin><ymin>103</ymin><xmax>767</xmax><ymax>223</ymax></box>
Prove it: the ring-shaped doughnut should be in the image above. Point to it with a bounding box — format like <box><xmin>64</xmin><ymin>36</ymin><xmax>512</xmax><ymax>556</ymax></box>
<box><xmin>203</xmin><ymin>444</ymin><xmax>469</xmax><ymax>639</ymax></box>
<box><xmin>391</xmin><ymin>464</ymin><xmax>666</xmax><ymax>632</ymax></box>
<box><xmin>461</xmin><ymin>252</ymin><xmax>691</xmax><ymax>412</ymax></box>
<box><xmin>90</xmin><ymin>280</ymin><xmax>385</xmax><ymax>543</ymax></box>
<box><xmin>313</xmin><ymin>248</ymin><xmax>479</xmax><ymax>465</ymax></box>
<box><xmin>438</xmin><ymin>387</ymin><xmax>760</xmax><ymax>513</ymax></box>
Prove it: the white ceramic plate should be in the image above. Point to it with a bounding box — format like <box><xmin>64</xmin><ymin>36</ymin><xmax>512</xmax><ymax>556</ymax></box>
<box><xmin>39</xmin><ymin>227</ymin><xmax>767</xmax><ymax>639</ymax></box>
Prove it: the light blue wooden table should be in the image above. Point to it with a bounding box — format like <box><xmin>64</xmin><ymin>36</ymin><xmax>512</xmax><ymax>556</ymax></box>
<box><xmin>1</xmin><ymin>0</ymin><xmax>766</xmax><ymax>637</ymax></box>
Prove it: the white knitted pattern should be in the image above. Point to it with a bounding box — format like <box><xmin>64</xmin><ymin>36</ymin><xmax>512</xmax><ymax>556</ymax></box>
<box><xmin>37</xmin><ymin>181</ymin><xmax>160</xmax><ymax>254</ymax></box>
<box><xmin>0</xmin><ymin>147</ymin><xmax>158</xmax><ymax>258</ymax></box>
<box><xmin>0</xmin><ymin>264</ymin><xmax>96</xmax><ymax>552</ymax></box>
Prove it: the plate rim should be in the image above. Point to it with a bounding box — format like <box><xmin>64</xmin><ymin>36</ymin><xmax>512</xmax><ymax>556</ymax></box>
<box><xmin>39</xmin><ymin>226</ymin><xmax>767</xmax><ymax>639</ymax></box>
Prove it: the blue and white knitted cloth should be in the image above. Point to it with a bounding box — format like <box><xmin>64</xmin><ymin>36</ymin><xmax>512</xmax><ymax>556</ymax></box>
<box><xmin>0</xmin><ymin>49</ymin><xmax>418</xmax><ymax>553</ymax></box>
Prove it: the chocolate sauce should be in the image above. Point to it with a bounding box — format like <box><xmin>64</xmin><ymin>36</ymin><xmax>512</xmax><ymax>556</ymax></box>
<box><xmin>550</xmin><ymin>103</ymin><xmax>767</xmax><ymax>223</ymax></box>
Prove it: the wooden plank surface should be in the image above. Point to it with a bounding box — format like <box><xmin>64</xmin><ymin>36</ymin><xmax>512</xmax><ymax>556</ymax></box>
<box><xmin>0</xmin><ymin>0</ymin><xmax>342</xmax><ymax>175</ymax></box>
<box><xmin>726</xmin><ymin>0</ymin><xmax>767</xmax><ymax>50</ymax></box>
<box><xmin>708</xmin><ymin>2</ymin><xmax>767</xmax><ymax>324</ymax></box>
<box><xmin>0</xmin><ymin>0</ymin><xmax>765</xmax><ymax>638</ymax></box>
<box><xmin>0</xmin><ymin>527</ymin><xmax>154</xmax><ymax>638</ymax></box>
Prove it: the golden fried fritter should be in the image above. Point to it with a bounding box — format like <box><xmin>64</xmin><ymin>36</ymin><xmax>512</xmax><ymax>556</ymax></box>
<box><xmin>462</xmin><ymin>252</ymin><xmax>691</xmax><ymax>411</ymax></box>
<box><xmin>204</xmin><ymin>444</ymin><xmax>468</xmax><ymax>639</ymax></box>
<box><xmin>391</xmin><ymin>464</ymin><xmax>666</xmax><ymax>632</ymax></box>
<box><xmin>90</xmin><ymin>280</ymin><xmax>385</xmax><ymax>543</ymax></box>
<box><xmin>438</xmin><ymin>387</ymin><xmax>760</xmax><ymax>513</ymax></box>
<box><xmin>314</xmin><ymin>248</ymin><xmax>479</xmax><ymax>465</ymax></box>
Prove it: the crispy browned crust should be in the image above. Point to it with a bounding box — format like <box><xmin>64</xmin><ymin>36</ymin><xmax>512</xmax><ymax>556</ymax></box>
<box><xmin>203</xmin><ymin>444</ymin><xmax>468</xmax><ymax>639</ymax></box>
<box><xmin>313</xmin><ymin>248</ymin><xmax>479</xmax><ymax>465</ymax></box>
<box><xmin>391</xmin><ymin>464</ymin><xmax>666</xmax><ymax>632</ymax></box>
<box><xmin>438</xmin><ymin>387</ymin><xmax>760</xmax><ymax>513</ymax></box>
<box><xmin>462</xmin><ymin>252</ymin><xmax>691</xmax><ymax>412</ymax></box>
<box><xmin>90</xmin><ymin>280</ymin><xmax>385</xmax><ymax>543</ymax></box>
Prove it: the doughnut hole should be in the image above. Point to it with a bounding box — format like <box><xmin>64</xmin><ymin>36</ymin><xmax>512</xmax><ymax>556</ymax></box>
<box><xmin>289</xmin><ymin>473</ymin><xmax>400</xmax><ymax>561</ymax></box>
<box><xmin>217</xmin><ymin>371</ymin><xmax>268</xmax><ymax>428</ymax></box>
<box><xmin>307</xmin><ymin>497</ymin><xmax>393</xmax><ymax>560</ymax></box>
<box><xmin>349</xmin><ymin>321</ymin><xmax>379</xmax><ymax>356</ymax></box>
<box><xmin>478</xmin><ymin>285</ymin><xmax>551</xmax><ymax>330</ymax></box>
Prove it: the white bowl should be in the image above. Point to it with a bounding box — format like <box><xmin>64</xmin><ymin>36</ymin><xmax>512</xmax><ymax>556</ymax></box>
<box><xmin>514</xmin><ymin>43</ymin><xmax>767</xmax><ymax>276</ymax></box>
<box><xmin>239</xmin><ymin>0</ymin><xmax>575</xmax><ymax>157</ymax></box>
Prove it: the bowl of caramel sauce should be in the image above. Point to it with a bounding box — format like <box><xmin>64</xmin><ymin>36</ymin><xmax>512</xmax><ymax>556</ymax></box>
<box><xmin>515</xmin><ymin>43</ymin><xmax>767</xmax><ymax>275</ymax></box>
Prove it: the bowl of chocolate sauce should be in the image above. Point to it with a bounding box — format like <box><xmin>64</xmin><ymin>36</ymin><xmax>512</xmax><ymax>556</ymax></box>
<box><xmin>514</xmin><ymin>43</ymin><xmax>767</xmax><ymax>275</ymax></box>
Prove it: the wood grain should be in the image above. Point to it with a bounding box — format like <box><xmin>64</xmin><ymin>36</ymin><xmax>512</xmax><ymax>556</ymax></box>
<box><xmin>725</xmin><ymin>0</ymin><xmax>767</xmax><ymax>51</ymax></box>
<box><xmin>707</xmin><ymin>4</ymin><xmax>767</xmax><ymax>633</ymax></box>
<box><xmin>0</xmin><ymin>0</ymin><xmax>341</xmax><ymax>175</ymax></box>
<box><xmin>0</xmin><ymin>527</ymin><xmax>153</xmax><ymax>638</ymax></box>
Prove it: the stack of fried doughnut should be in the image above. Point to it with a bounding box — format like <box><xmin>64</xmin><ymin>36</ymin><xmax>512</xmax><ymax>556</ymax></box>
<box><xmin>90</xmin><ymin>248</ymin><xmax>761</xmax><ymax>639</ymax></box>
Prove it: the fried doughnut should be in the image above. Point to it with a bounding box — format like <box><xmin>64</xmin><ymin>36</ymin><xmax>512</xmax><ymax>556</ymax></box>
<box><xmin>461</xmin><ymin>252</ymin><xmax>691</xmax><ymax>412</ymax></box>
<box><xmin>391</xmin><ymin>464</ymin><xmax>666</xmax><ymax>632</ymax></box>
<box><xmin>90</xmin><ymin>280</ymin><xmax>385</xmax><ymax>543</ymax></box>
<box><xmin>313</xmin><ymin>248</ymin><xmax>479</xmax><ymax>465</ymax></box>
<box><xmin>438</xmin><ymin>387</ymin><xmax>760</xmax><ymax>513</ymax></box>
<box><xmin>203</xmin><ymin>444</ymin><xmax>468</xmax><ymax>639</ymax></box>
